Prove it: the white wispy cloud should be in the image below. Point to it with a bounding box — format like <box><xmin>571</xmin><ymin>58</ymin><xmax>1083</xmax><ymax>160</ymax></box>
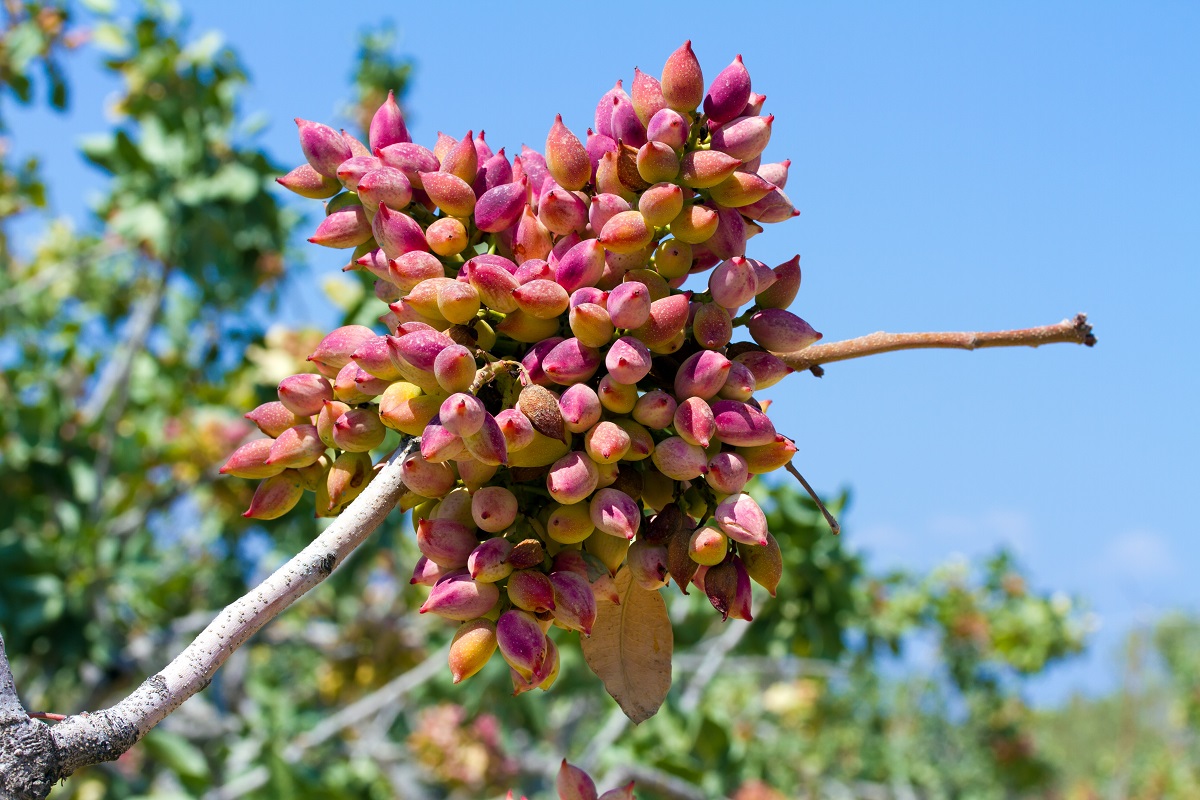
<box><xmin>849</xmin><ymin>508</ymin><xmax>1035</xmax><ymax>567</ymax></box>
<box><xmin>1091</xmin><ymin>529</ymin><xmax>1178</xmax><ymax>582</ymax></box>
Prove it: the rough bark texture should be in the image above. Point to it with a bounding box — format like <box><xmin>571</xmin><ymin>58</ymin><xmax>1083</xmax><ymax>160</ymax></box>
<box><xmin>0</xmin><ymin>439</ymin><xmax>413</xmax><ymax>800</ymax></box>
<box><xmin>1</xmin><ymin>635</ymin><xmax>59</xmax><ymax>800</ymax></box>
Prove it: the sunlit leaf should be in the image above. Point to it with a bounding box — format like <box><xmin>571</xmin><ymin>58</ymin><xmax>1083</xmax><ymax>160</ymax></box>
<box><xmin>141</xmin><ymin>730</ymin><xmax>208</xmax><ymax>781</ymax></box>
<box><xmin>92</xmin><ymin>21</ymin><xmax>129</xmax><ymax>54</ymax></box>
<box><xmin>181</xmin><ymin>30</ymin><xmax>224</xmax><ymax>65</ymax></box>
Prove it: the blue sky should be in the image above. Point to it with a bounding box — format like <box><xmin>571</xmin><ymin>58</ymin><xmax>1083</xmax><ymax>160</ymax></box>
<box><xmin>9</xmin><ymin>2</ymin><xmax>1199</xmax><ymax>703</ymax></box>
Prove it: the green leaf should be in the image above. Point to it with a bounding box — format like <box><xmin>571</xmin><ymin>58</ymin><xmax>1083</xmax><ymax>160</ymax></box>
<box><xmin>68</xmin><ymin>460</ymin><xmax>98</xmax><ymax>505</ymax></box>
<box><xmin>322</xmin><ymin>275</ymin><xmax>364</xmax><ymax>312</ymax></box>
<box><xmin>92</xmin><ymin>22</ymin><xmax>129</xmax><ymax>54</ymax></box>
<box><xmin>181</xmin><ymin>31</ymin><xmax>224</xmax><ymax>66</ymax></box>
<box><xmin>6</xmin><ymin>25</ymin><xmax>43</xmax><ymax>72</ymax></box>
<box><xmin>3</xmin><ymin>575</ymin><xmax>65</xmax><ymax>631</ymax></box>
<box><xmin>78</xmin><ymin>133</ymin><xmax>118</xmax><ymax>171</ymax></box>
<box><xmin>141</xmin><ymin>730</ymin><xmax>208</xmax><ymax>781</ymax></box>
<box><xmin>111</xmin><ymin>202</ymin><xmax>169</xmax><ymax>255</ymax></box>
<box><xmin>208</xmin><ymin>163</ymin><xmax>261</xmax><ymax>202</ymax></box>
<box><xmin>139</xmin><ymin>117</ymin><xmax>187</xmax><ymax>171</ymax></box>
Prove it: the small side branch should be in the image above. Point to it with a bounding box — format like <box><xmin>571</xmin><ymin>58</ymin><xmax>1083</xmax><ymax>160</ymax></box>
<box><xmin>77</xmin><ymin>270</ymin><xmax>168</xmax><ymax>426</ymax></box>
<box><xmin>785</xmin><ymin>463</ymin><xmax>841</xmax><ymax>536</ymax></box>
<box><xmin>779</xmin><ymin>313</ymin><xmax>1096</xmax><ymax>372</ymax></box>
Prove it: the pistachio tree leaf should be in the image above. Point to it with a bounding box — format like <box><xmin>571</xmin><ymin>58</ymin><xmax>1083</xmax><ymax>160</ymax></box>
<box><xmin>580</xmin><ymin>566</ymin><xmax>673</xmax><ymax>723</ymax></box>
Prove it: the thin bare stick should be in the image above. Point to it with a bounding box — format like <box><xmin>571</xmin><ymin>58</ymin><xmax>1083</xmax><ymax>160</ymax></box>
<box><xmin>779</xmin><ymin>313</ymin><xmax>1095</xmax><ymax>372</ymax></box>
<box><xmin>0</xmin><ymin>438</ymin><xmax>416</xmax><ymax>800</ymax></box>
<box><xmin>678</xmin><ymin>617</ymin><xmax>751</xmax><ymax>714</ymax></box>
<box><xmin>77</xmin><ymin>270</ymin><xmax>168</xmax><ymax>426</ymax></box>
<box><xmin>26</xmin><ymin>713</ymin><xmax>66</xmax><ymax>722</ymax></box>
<box><xmin>785</xmin><ymin>462</ymin><xmax>841</xmax><ymax>535</ymax></box>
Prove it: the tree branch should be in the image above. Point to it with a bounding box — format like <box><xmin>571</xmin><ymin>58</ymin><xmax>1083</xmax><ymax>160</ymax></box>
<box><xmin>77</xmin><ymin>269</ymin><xmax>168</xmax><ymax>427</ymax></box>
<box><xmin>1</xmin><ymin>635</ymin><xmax>58</xmax><ymax>800</ymax></box>
<box><xmin>0</xmin><ymin>438</ymin><xmax>415</xmax><ymax>800</ymax></box>
<box><xmin>778</xmin><ymin>313</ymin><xmax>1096</xmax><ymax>372</ymax></box>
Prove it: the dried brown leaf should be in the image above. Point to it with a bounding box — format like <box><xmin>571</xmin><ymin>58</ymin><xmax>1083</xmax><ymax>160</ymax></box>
<box><xmin>580</xmin><ymin>567</ymin><xmax>673</xmax><ymax>723</ymax></box>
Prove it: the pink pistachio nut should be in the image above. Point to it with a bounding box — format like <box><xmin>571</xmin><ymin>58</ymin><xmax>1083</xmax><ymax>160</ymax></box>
<box><xmin>541</xmin><ymin>338</ymin><xmax>602</xmax><ymax>386</ymax></box>
<box><xmin>558</xmin><ymin>384</ymin><xmax>603</xmax><ymax>434</ymax></box>
<box><xmin>589</xmin><ymin>488</ymin><xmax>641</xmax><ymax>540</ymax></box>
<box><xmin>704</xmin><ymin>54</ymin><xmax>752</xmax><ymax>125</ymax></box>
<box><xmin>748</xmin><ymin>308</ymin><xmax>822</xmax><ymax>352</ymax></box>
<box><xmin>369</xmin><ymin>89</ymin><xmax>410</xmax><ymax>151</ymax></box>
<box><xmin>755</xmin><ymin>255</ymin><xmax>801</xmax><ymax>309</ymax></box>
<box><xmin>375</xmin><ymin>142</ymin><xmax>439</xmax><ymax>188</ymax></box>
<box><xmin>420</xmin><ymin>573</ymin><xmax>500</xmax><ymax>621</ymax></box>
<box><xmin>604</xmin><ymin>336</ymin><xmax>653</xmax><ymax>385</ymax></box>
<box><xmin>710</xmin><ymin>400</ymin><xmax>778</xmax><ymax>447</ymax></box>
<box><xmin>295</xmin><ymin>118</ymin><xmax>352</xmax><ymax>178</ymax></box>
<box><xmin>399</xmin><ymin>450</ymin><xmax>457</xmax><ymax>498</ymax></box>
<box><xmin>593</xmin><ymin>79</ymin><xmax>629</xmax><ymax>139</ymax></box>
<box><xmin>651</xmin><ymin>436</ymin><xmax>708</xmax><ymax>481</ymax></box>
<box><xmin>471</xmin><ymin>485</ymin><xmax>518</xmax><ymax>533</ymax></box>
<box><xmin>554</xmin><ymin>238</ymin><xmax>607</xmax><ymax>294</ymax></box>
<box><xmin>710</xmin><ymin>114</ymin><xmax>773</xmax><ymax>163</ymax></box>
<box><xmin>706</xmin><ymin>452</ymin><xmax>750</xmax><ymax>494</ymax></box>
<box><xmin>718</xmin><ymin>360</ymin><xmax>757</xmax><ymax>401</ymax></box>
<box><xmin>548</xmin><ymin>570</ymin><xmax>598</xmax><ymax>635</ymax></box>
<box><xmin>674</xmin><ymin>349</ymin><xmax>732</xmax><ymax>400</ymax></box>
<box><xmin>507</xmin><ymin>569</ymin><xmax>557</xmax><ymax>614</ymax></box>
<box><xmin>468</xmin><ymin>537</ymin><xmax>515</xmax><ymax>583</ymax></box>
<box><xmin>713</xmin><ymin>492</ymin><xmax>769</xmax><ymax>546</ymax></box>
<box><xmin>494</xmin><ymin>408</ymin><xmax>535</xmax><ymax>452</ymax></box>
<box><xmin>496</xmin><ymin>609</ymin><xmax>548</xmax><ymax>680</ymax></box>
<box><xmin>632</xmin><ymin>389</ymin><xmax>678</xmax><ymax>429</ymax></box>
<box><xmin>547</xmin><ymin>451</ymin><xmax>600</xmax><ymax>505</ymax></box>
<box><xmin>674</xmin><ymin>396</ymin><xmax>717</xmax><ymax>448</ymax></box>
<box><xmin>463</xmin><ymin>413</ymin><xmax>509</xmax><ymax>466</ymax></box>
<box><xmin>660</xmin><ymin>40</ymin><xmax>704</xmax><ymax>112</ymax></box>
<box><xmin>545</xmin><ymin>114</ymin><xmax>590</xmax><ymax>191</ymax></box>
<box><xmin>474</xmin><ymin>177</ymin><xmax>529</xmax><ymax>233</ymax></box>
<box><xmin>416</xmin><ymin>518</ymin><xmax>478</xmax><ymax>568</ymax></box>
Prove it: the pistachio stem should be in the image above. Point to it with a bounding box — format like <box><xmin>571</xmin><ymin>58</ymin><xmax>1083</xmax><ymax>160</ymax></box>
<box><xmin>779</xmin><ymin>314</ymin><xmax>1096</xmax><ymax>372</ymax></box>
<box><xmin>784</xmin><ymin>462</ymin><xmax>840</xmax><ymax>536</ymax></box>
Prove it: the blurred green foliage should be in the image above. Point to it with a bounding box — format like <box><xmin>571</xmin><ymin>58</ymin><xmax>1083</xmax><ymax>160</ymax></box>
<box><xmin>0</xmin><ymin>0</ymin><xmax>297</xmax><ymax>721</ymax></box>
<box><xmin>0</xmin><ymin>1</ymin><xmax>75</xmax><ymax>254</ymax></box>
<box><xmin>342</xmin><ymin>20</ymin><xmax>413</xmax><ymax>141</ymax></box>
<box><xmin>1</xmin><ymin>3</ymin><xmax>1196</xmax><ymax>799</ymax></box>
<box><xmin>1033</xmin><ymin>615</ymin><xmax>1200</xmax><ymax>800</ymax></box>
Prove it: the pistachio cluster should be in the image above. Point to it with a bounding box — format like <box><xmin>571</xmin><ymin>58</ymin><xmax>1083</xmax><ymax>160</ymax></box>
<box><xmin>222</xmin><ymin>41</ymin><xmax>820</xmax><ymax>692</ymax></box>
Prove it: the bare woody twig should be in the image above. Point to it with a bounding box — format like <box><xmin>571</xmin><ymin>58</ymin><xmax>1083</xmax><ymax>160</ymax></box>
<box><xmin>785</xmin><ymin>462</ymin><xmax>841</xmax><ymax>536</ymax></box>
<box><xmin>778</xmin><ymin>313</ymin><xmax>1096</xmax><ymax>372</ymax></box>
<box><xmin>0</xmin><ymin>438</ymin><xmax>416</xmax><ymax>800</ymax></box>
<box><xmin>77</xmin><ymin>270</ymin><xmax>168</xmax><ymax>426</ymax></box>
